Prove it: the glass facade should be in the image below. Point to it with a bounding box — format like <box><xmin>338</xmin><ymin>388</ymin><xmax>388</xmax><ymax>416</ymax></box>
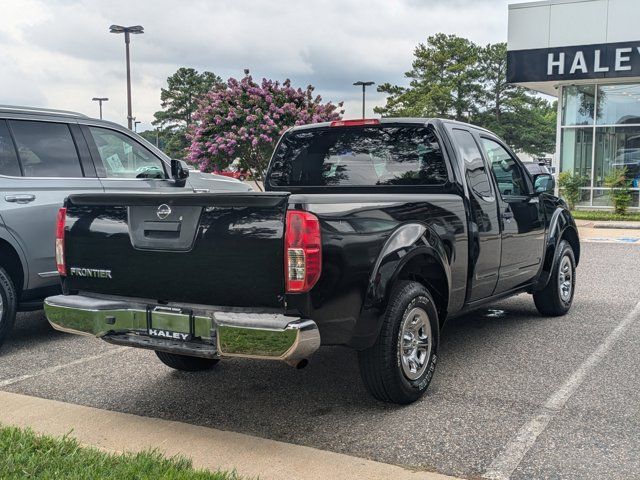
<box><xmin>560</xmin><ymin>83</ymin><xmax>640</xmax><ymax>209</ymax></box>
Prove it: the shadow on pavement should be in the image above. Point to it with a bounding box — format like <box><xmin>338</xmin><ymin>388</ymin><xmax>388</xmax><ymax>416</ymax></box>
<box><xmin>2</xmin><ymin>311</ymin><xmax>67</xmax><ymax>352</ymax></box>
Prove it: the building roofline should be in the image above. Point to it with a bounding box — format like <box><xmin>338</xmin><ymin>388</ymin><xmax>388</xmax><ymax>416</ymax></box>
<box><xmin>509</xmin><ymin>0</ymin><xmax>599</xmax><ymax>10</ymax></box>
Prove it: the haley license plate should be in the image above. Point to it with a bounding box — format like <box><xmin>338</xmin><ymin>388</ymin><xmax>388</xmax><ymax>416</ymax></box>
<box><xmin>147</xmin><ymin>306</ymin><xmax>193</xmax><ymax>341</ymax></box>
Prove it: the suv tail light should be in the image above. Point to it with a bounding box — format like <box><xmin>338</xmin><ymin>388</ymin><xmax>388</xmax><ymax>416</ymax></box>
<box><xmin>285</xmin><ymin>210</ymin><xmax>321</xmax><ymax>293</ymax></box>
<box><xmin>55</xmin><ymin>207</ymin><xmax>66</xmax><ymax>276</ymax></box>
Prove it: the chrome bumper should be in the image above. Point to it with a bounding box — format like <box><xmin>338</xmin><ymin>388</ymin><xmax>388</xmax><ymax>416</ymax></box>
<box><xmin>44</xmin><ymin>294</ymin><xmax>320</xmax><ymax>367</ymax></box>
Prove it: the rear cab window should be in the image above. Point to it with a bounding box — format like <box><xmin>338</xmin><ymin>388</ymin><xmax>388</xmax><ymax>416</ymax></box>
<box><xmin>451</xmin><ymin>128</ymin><xmax>493</xmax><ymax>200</ymax></box>
<box><xmin>268</xmin><ymin>124</ymin><xmax>449</xmax><ymax>188</ymax></box>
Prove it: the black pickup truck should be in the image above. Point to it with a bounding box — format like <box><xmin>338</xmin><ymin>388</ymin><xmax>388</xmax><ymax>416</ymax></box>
<box><xmin>45</xmin><ymin>118</ymin><xmax>579</xmax><ymax>404</ymax></box>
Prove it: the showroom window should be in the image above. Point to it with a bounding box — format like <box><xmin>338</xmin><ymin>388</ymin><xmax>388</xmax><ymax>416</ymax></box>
<box><xmin>560</xmin><ymin>82</ymin><xmax>640</xmax><ymax>209</ymax></box>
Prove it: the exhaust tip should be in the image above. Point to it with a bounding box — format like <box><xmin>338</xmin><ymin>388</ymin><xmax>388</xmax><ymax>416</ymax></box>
<box><xmin>295</xmin><ymin>359</ymin><xmax>309</xmax><ymax>369</ymax></box>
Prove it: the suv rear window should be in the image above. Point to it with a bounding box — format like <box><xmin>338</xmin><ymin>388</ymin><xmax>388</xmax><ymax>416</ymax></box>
<box><xmin>9</xmin><ymin>120</ymin><xmax>83</xmax><ymax>177</ymax></box>
<box><xmin>268</xmin><ymin>125</ymin><xmax>448</xmax><ymax>187</ymax></box>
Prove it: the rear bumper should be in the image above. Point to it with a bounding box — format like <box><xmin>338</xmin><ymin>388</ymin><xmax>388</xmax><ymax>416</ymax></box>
<box><xmin>44</xmin><ymin>294</ymin><xmax>320</xmax><ymax>367</ymax></box>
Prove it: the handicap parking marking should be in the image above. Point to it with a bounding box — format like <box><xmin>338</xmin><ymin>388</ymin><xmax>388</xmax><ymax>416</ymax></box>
<box><xmin>583</xmin><ymin>237</ymin><xmax>640</xmax><ymax>244</ymax></box>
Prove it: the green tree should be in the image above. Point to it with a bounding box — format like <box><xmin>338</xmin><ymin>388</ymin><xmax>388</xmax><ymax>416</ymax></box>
<box><xmin>475</xmin><ymin>43</ymin><xmax>556</xmax><ymax>156</ymax></box>
<box><xmin>376</xmin><ymin>37</ymin><xmax>557</xmax><ymax>157</ymax></box>
<box><xmin>152</xmin><ymin>67</ymin><xmax>225</xmax><ymax>159</ymax></box>
<box><xmin>375</xmin><ymin>33</ymin><xmax>482</xmax><ymax>120</ymax></box>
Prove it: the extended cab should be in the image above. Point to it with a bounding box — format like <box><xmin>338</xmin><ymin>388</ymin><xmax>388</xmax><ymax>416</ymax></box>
<box><xmin>44</xmin><ymin>118</ymin><xmax>580</xmax><ymax>404</ymax></box>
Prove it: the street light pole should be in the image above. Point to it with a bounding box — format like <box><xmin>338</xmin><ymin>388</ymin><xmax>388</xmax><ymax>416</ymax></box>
<box><xmin>91</xmin><ymin>97</ymin><xmax>109</xmax><ymax>120</ymax></box>
<box><xmin>125</xmin><ymin>30</ymin><xmax>132</xmax><ymax>129</ymax></box>
<box><xmin>353</xmin><ymin>81</ymin><xmax>375</xmax><ymax>119</ymax></box>
<box><xmin>91</xmin><ymin>97</ymin><xmax>108</xmax><ymax>119</ymax></box>
<box><xmin>109</xmin><ymin>24</ymin><xmax>144</xmax><ymax>130</ymax></box>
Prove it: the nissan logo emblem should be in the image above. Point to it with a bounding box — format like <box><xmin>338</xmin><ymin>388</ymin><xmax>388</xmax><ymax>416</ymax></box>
<box><xmin>156</xmin><ymin>204</ymin><xmax>172</xmax><ymax>220</ymax></box>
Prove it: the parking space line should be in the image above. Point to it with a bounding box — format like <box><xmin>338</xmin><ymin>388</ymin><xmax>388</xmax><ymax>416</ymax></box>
<box><xmin>483</xmin><ymin>300</ymin><xmax>640</xmax><ymax>480</ymax></box>
<box><xmin>0</xmin><ymin>347</ymin><xmax>127</xmax><ymax>388</ymax></box>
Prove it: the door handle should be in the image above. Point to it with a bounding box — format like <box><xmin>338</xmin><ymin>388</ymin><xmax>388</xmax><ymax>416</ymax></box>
<box><xmin>502</xmin><ymin>211</ymin><xmax>514</xmax><ymax>222</ymax></box>
<box><xmin>5</xmin><ymin>194</ymin><xmax>36</xmax><ymax>204</ymax></box>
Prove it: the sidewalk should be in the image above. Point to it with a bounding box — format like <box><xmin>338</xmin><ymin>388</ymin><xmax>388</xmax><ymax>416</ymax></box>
<box><xmin>0</xmin><ymin>391</ymin><xmax>460</xmax><ymax>480</ymax></box>
<box><xmin>576</xmin><ymin>219</ymin><xmax>640</xmax><ymax>243</ymax></box>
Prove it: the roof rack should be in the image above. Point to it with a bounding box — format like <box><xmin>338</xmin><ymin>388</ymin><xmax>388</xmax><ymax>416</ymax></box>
<box><xmin>0</xmin><ymin>105</ymin><xmax>89</xmax><ymax>118</ymax></box>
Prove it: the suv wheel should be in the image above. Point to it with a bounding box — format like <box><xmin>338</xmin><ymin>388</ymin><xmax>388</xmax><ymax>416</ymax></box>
<box><xmin>0</xmin><ymin>267</ymin><xmax>17</xmax><ymax>350</ymax></box>
<box><xmin>358</xmin><ymin>281</ymin><xmax>439</xmax><ymax>404</ymax></box>
<box><xmin>155</xmin><ymin>351</ymin><xmax>219</xmax><ymax>372</ymax></box>
<box><xmin>533</xmin><ymin>240</ymin><xmax>576</xmax><ymax>316</ymax></box>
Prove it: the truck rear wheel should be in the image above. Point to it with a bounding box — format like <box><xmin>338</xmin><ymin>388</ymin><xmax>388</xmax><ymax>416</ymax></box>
<box><xmin>0</xmin><ymin>267</ymin><xmax>17</xmax><ymax>350</ymax></box>
<box><xmin>358</xmin><ymin>281</ymin><xmax>438</xmax><ymax>404</ymax></box>
<box><xmin>155</xmin><ymin>351</ymin><xmax>219</xmax><ymax>372</ymax></box>
<box><xmin>533</xmin><ymin>240</ymin><xmax>576</xmax><ymax>317</ymax></box>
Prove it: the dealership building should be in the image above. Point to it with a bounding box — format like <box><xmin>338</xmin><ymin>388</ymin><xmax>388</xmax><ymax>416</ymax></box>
<box><xmin>508</xmin><ymin>0</ymin><xmax>640</xmax><ymax>209</ymax></box>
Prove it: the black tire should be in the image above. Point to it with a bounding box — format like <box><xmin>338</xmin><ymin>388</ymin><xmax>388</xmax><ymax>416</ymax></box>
<box><xmin>155</xmin><ymin>351</ymin><xmax>220</xmax><ymax>372</ymax></box>
<box><xmin>358</xmin><ymin>281</ymin><xmax>439</xmax><ymax>404</ymax></box>
<box><xmin>0</xmin><ymin>267</ymin><xmax>17</xmax><ymax>350</ymax></box>
<box><xmin>239</xmin><ymin>175</ymin><xmax>246</xmax><ymax>182</ymax></box>
<box><xmin>533</xmin><ymin>240</ymin><xmax>576</xmax><ymax>317</ymax></box>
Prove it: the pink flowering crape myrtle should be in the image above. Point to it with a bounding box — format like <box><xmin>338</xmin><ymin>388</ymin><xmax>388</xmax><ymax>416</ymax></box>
<box><xmin>188</xmin><ymin>70</ymin><xmax>344</xmax><ymax>181</ymax></box>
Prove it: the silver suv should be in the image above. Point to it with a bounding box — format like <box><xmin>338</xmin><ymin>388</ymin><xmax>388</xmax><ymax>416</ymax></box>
<box><xmin>0</xmin><ymin>105</ymin><xmax>249</xmax><ymax>347</ymax></box>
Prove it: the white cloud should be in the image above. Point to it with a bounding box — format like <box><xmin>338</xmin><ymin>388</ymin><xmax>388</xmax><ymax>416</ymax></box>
<box><xmin>0</xmin><ymin>0</ymin><xmax>512</xmax><ymax>130</ymax></box>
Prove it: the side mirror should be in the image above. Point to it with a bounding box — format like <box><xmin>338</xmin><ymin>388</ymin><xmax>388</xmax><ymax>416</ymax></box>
<box><xmin>534</xmin><ymin>173</ymin><xmax>555</xmax><ymax>194</ymax></box>
<box><xmin>170</xmin><ymin>159</ymin><xmax>189</xmax><ymax>187</ymax></box>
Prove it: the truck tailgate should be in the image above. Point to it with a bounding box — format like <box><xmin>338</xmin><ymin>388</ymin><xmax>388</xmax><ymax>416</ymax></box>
<box><xmin>63</xmin><ymin>192</ymin><xmax>289</xmax><ymax>308</ymax></box>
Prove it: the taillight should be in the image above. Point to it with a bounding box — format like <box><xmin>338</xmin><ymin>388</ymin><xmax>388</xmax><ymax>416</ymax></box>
<box><xmin>55</xmin><ymin>207</ymin><xmax>66</xmax><ymax>276</ymax></box>
<box><xmin>285</xmin><ymin>210</ymin><xmax>321</xmax><ymax>293</ymax></box>
<box><xmin>330</xmin><ymin>119</ymin><xmax>380</xmax><ymax>127</ymax></box>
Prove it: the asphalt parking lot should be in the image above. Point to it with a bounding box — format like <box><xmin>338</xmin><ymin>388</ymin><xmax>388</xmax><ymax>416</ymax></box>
<box><xmin>1</xmin><ymin>241</ymin><xmax>639</xmax><ymax>480</ymax></box>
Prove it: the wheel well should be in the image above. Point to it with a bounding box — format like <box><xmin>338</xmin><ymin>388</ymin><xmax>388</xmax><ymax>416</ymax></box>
<box><xmin>396</xmin><ymin>254</ymin><xmax>449</xmax><ymax>324</ymax></box>
<box><xmin>0</xmin><ymin>239</ymin><xmax>24</xmax><ymax>296</ymax></box>
<box><xmin>561</xmin><ymin>227</ymin><xmax>580</xmax><ymax>265</ymax></box>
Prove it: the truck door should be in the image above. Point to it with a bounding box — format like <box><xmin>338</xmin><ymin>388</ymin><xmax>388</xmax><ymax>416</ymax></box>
<box><xmin>480</xmin><ymin>137</ymin><xmax>545</xmax><ymax>294</ymax></box>
<box><xmin>450</xmin><ymin>128</ymin><xmax>501</xmax><ymax>301</ymax></box>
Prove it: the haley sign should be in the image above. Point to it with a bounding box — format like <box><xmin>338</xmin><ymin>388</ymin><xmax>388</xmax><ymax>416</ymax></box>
<box><xmin>507</xmin><ymin>41</ymin><xmax>640</xmax><ymax>83</ymax></box>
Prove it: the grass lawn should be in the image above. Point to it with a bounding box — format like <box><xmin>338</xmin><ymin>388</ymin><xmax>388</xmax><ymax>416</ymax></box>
<box><xmin>0</xmin><ymin>425</ymin><xmax>242</xmax><ymax>479</ymax></box>
<box><xmin>571</xmin><ymin>210</ymin><xmax>640</xmax><ymax>222</ymax></box>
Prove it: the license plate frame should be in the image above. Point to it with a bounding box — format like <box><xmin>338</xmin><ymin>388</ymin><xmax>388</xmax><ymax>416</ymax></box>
<box><xmin>146</xmin><ymin>305</ymin><xmax>194</xmax><ymax>342</ymax></box>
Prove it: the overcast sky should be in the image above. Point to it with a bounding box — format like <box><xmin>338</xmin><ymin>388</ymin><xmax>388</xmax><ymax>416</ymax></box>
<box><xmin>1</xmin><ymin>0</ymin><xmax>519</xmax><ymax>131</ymax></box>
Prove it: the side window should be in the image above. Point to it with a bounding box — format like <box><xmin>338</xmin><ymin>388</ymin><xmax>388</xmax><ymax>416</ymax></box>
<box><xmin>0</xmin><ymin>121</ymin><xmax>21</xmax><ymax>177</ymax></box>
<box><xmin>9</xmin><ymin>120</ymin><xmax>83</xmax><ymax>177</ymax></box>
<box><xmin>89</xmin><ymin>127</ymin><xmax>166</xmax><ymax>179</ymax></box>
<box><xmin>452</xmin><ymin>128</ymin><xmax>493</xmax><ymax>199</ymax></box>
<box><xmin>481</xmin><ymin>138</ymin><xmax>527</xmax><ymax>197</ymax></box>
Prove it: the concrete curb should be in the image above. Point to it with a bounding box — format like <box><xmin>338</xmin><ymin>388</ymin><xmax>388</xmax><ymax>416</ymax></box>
<box><xmin>592</xmin><ymin>222</ymin><xmax>640</xmax><ymax>230</ymax></box>
<box><xmin>0</xmin><ymin>391</ymin><xmax>461</xmax><ymax>480</ymax></box>
<box><xmin>575</xmin><ymin>219</ymin><xmax>640</xmax><ymax>230</ymax></box>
